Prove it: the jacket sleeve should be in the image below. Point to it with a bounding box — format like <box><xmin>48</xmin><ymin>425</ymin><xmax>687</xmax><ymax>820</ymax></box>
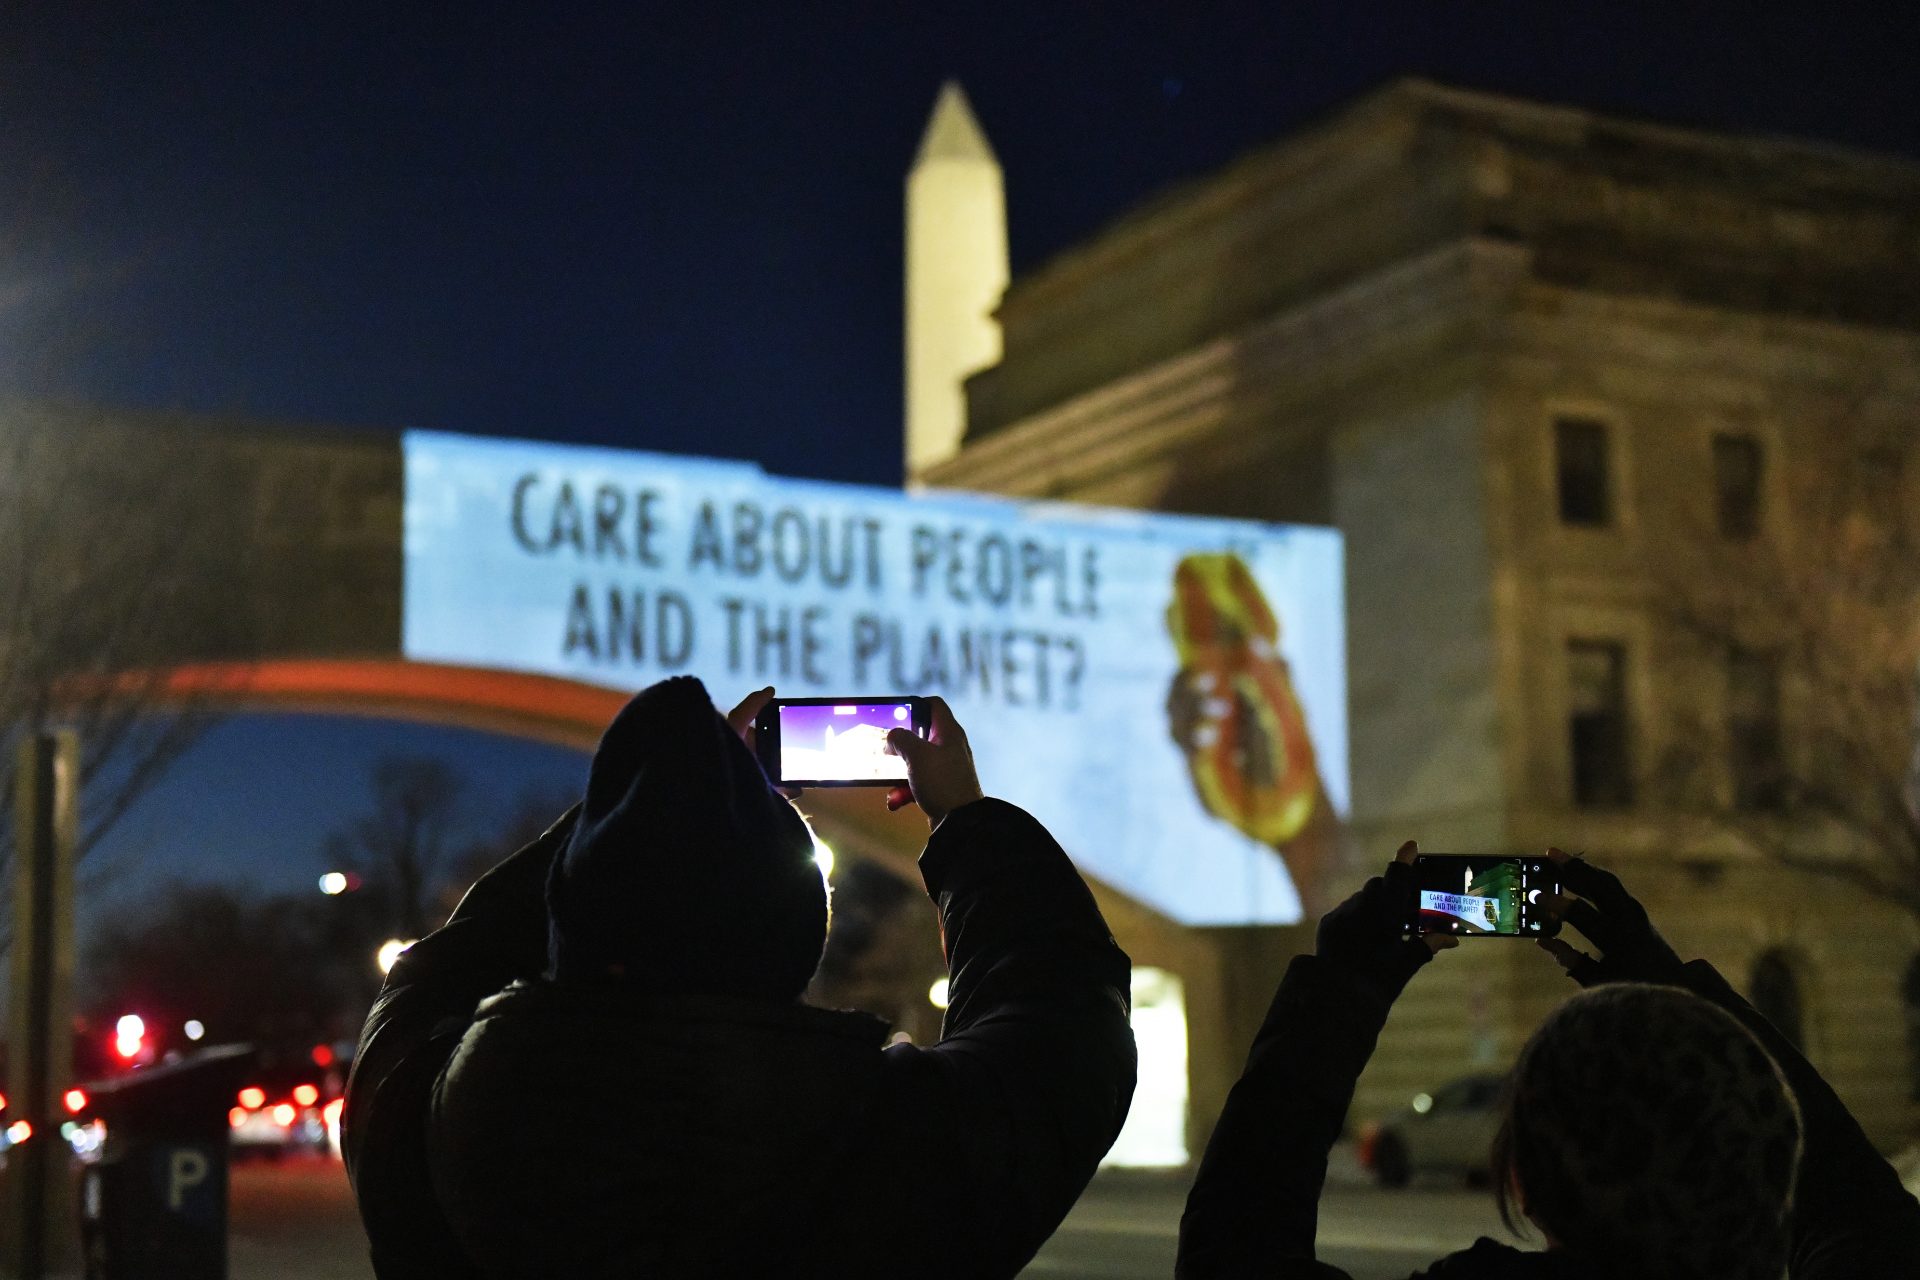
<box><xmin>1674</xmin><ymin>958</ymin><xmax>1920</xmax><ymax>1275</ymax></box>
<box><xmin>1177</xmin><ymin>954</ymin><xmax>1394</xmax><ymax>1280</ymax></box>
<box><xmin>341</xmin><ymin>806</ymin><xmax>577</xmax><ymax>1276</ymax></box>
<box><xmin>885</xmin><ymin>798</ymin><xmax>1137</xmax><ymax>1278</ymax></box>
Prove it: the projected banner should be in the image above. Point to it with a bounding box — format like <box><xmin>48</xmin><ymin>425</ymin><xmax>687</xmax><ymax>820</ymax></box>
<box><xmin>403</xmin><ymin>431</ymin><xmax>1346</xmax><ymax>924</ymax></box>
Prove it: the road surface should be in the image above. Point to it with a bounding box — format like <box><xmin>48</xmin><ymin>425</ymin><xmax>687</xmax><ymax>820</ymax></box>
<box><xmin>1025</xmin><ymin>1170</ymin><xmax>1527</xmax><ymax>1278</ymax></box>
<box><xmin>227</xmin><ymin>1156</ymin><xmax>1529</xmax><ymax>1279</ymax></box>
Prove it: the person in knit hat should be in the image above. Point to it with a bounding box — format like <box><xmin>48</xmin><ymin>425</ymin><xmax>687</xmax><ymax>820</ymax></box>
<box><xmin>342</xmin><ymin>678</ymin><xmax>1136</xmax><ymax>1279</ymax></box>
<box><xmin>1488</xmin><ymin>983</ymin><xmax>1801</xmax><ymax>1280</ymax></box>
<box><xmin>544</xmin><ymin>674</ymin><xmax>829</xmax><ymax>1000</ymax></box>
<box><xmin>1177</xmin><ymin>844</ymin><xmax>1920</xmax><ymax>1278</ymax></box>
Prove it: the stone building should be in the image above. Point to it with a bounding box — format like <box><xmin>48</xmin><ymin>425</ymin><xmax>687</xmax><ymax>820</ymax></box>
<box><xmin>915</xmin><ymin>79</ymin><xmax>1920</xmax><ymax>1147</ymax></box>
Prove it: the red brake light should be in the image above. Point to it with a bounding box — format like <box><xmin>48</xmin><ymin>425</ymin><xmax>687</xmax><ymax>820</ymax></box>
<box><xmin>1355</xmin><ymin>1122</ymin><xmax>1380</xmax><ymax>1170</ymax></box>
<box><xmin>63</xmin><ymin>1089</ymin><xmax>87</xmax><ymax>1115</ymax></box>
<box><xmin>238</xmin><ymin>1087</ymin><xmax>267</xmax><ymax>1110</ymax></box>
<box><xmin>292</xmin><ymin>1084</ymin><xmax>319</xmax><ymax>1108</ymax></box>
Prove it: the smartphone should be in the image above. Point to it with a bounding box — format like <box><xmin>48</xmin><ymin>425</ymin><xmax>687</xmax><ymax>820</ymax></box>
<box><xmin>753</xmin><ymin>697</ymin><xmax>928</xmax><ymax>788</ymax></box>
<box><xmin>1407</xmin><ymin>855</ymin><xmax>1560</xmax><ymax>937</ymax></box>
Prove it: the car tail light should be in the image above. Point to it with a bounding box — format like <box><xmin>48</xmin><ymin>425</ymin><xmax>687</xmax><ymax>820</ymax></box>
<box><xmin>292</xmin><ymin>1084</ymin><xmax>319</xmax><ymax>1107</ymax></box>
<box><xmin>228</xmin><ymin>1107</ymin><xmax>249</xmax><ymax>1129</ymax></box>
<box><xmin>64</xmin><ymin>1089</ymin><xmax>88</xmax><ymax>1115</ymax></box>
<box><xmin>271</xmin><ymin>1104</ymin><xmax>297</xmax><ymax>1127</ymax></box>
<box><xmin>324</xmin><ymin>1098</ymin><xmax>344</xmax><ymax>1126</ymax></box>
<box><xmin>112</xmin><ymin>1014</ymin><xmax>147</xmax><ymax>1062</ymax></box>
<box><xmin>238</xmin><ymin>1087</ymin><xmax>267</xmax><ymax>1110</ymax></box>
<box><xmin>1356</xmin><ymin>1122</ymin><xmax>1380</xmax><ymax>1170</ymax></box>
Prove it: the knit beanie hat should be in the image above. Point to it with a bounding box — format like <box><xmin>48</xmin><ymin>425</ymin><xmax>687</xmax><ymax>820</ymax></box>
<box><xmin>547</xmin><ymin>676</ymin><xmax>828</xmax><ymax>1000</ymax></box>
<box><xmin>1496</xmin><ymin>983</ymin><xmax>1802</xmax><ymax>1280</ymax></box>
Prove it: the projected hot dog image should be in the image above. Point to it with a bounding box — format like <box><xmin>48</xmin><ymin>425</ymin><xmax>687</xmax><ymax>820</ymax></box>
<box><xmin>778</xmin><ymin>702</ymin><xmax>914</xmax><ymax>782</ymax></box>
<box><xmin>1165</xmin><ymin>552</ymin><xmax>1338</xmax><ymax>912</ymax></box>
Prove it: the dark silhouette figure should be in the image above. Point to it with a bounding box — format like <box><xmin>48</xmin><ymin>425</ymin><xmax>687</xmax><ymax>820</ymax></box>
<box><xmin>342</xmin><ymin>677</ymin><xmax>1135</xmax><ymax>1278</ymax></box>
<box><xmin>1177</xmin><ymin>843</ymin><xmax>1920</xmax><ymax>1278</ymax></box>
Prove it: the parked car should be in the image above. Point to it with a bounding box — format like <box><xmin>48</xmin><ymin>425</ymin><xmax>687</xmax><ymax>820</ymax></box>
<box><xmin>227</xmin><ymin>1074</ymin><xmax>332</xmax><ymax>1161</ymax></box>
<box><xmin>1361</xmin><ymin>1073</ymin><xmax>1506</xmax><ymax>1188</ymax></box>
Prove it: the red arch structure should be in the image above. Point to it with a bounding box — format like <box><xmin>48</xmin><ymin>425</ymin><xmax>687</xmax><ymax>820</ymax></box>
<box><xmin>91</xmin><ymin>659</ymin><xmax>630</xmax><ymax>753</ymax></box>
<box><xmin>80</xmin><ymin>657</ymin><xmax>931</xmax><ymax>874</ymax></box>
<box><xmin>74</xmin><ymin>654</ymin><xmax>1201</xmax><ymax>1137</ymax></box>
<box><xmin>80</xmin><ymin>659</ymin><xmax>1185</xmax><ymax>983</ymax></box>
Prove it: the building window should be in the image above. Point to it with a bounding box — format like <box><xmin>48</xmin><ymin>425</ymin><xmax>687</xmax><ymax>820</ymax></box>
<box><xmin>1750</xmin><ymin>949</ymin><xmax>1805</xmax><ymax>1051</ymax></box>
<box><xmin>1727</xmin><ymin>647</ymin><xmax>1784</xmax><ymax>811</ymax></box>
<box><xmin>1568</xmin><ymin>640</ymin><xmax>1632</xmax><ymax>807</ymax></box>
<box><xmin>1712</xmin><ymin>434</ymin><xmax>1764</xmax><ymax>540</ymax></box>
<box><xmin>1905</xmin><ymin>955</ymin><xmax>1920</xmax><ymax>1102</ymax></box>
<box><xmin>1555</xmin><ymin>418</ymin><xmax>1613</xmax><ymax>527</ymax></box>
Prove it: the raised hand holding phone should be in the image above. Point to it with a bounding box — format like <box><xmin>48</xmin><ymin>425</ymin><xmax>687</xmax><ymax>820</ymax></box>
<box><xmin>882</xmin><ymin>696</ymin><xmax>983</xmax><ymax>828</ymax></box>
<box><xmin>1315</xmin><ymin>840</ymin><xmax>1457</xmax><ymax>1001</ymax></box>
<box><xmin>727</xmin><ymin>686</ymin><xmax>803</xmax><ymax>799</ymax></box>
<box><xmin>725</xmin><ymin>686</ymin><xmax>776</xmax><ymax>745</ymax></box>
<box><xmin>1536</xmin><ymin>847</ymin><xmax>1685</xmax><ymax>985</ymax></box>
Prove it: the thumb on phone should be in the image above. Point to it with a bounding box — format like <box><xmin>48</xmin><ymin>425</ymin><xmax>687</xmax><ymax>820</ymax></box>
<box><xmin>883</xmin><ymin>706</ymin><xmax>983</xmax><ymax>828</ymax></box>
<box><xmin>886</xmin><ymin>727</ymin><xmax>929</xmax><ymax>766</ymax></box>
<box><xmin>884</xmin><ymin>730</ymin><xmax>929</xmax><ymax>814</ymax></box>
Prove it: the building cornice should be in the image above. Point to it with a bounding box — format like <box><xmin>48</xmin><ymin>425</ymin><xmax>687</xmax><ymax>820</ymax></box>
<box><xmin>1003</xmin><ymin>78</ymin><xmax>1920</xmax><ymax>324</ymax></box>
<box><xmin>929</xmin><ymin>236</ymin><xmax>1529</xmax><ymax>499</ymax></box>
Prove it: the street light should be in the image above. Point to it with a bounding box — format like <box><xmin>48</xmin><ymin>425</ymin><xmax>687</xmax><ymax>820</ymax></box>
<box><xmin>183</xmin><ymin>1019</ymin><xmax>205</xmax><ymax>1041</ymax></box>
<box><xmin>376</xmin><ymin>938</ymin><xmax>416</xmax><ymax>975</ymax></box>
<box><xmin>318</xmin><ymin>871</ymin><xmax>350</xmax><ymax>895</ymax></box>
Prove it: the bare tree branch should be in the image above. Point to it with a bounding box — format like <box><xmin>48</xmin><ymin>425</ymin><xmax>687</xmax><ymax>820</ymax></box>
<box><xmin>1651</xmin><ymin>372</ymin><xmax>1920</xmax><ymax>927</ymax></box>
<box><xmin>0</xmin><ymin>405</ymin><xmax>259</xmax><ymax>946</ymax></box>
<box><xmin>322</xmin><ymin>754</ymin><xmax>466</xmax><ymax>940</ymax></box>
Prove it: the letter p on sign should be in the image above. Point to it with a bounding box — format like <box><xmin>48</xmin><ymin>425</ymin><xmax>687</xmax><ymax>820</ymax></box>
<box><xmin>168</xmin><ymin>1148</ymin><xmax>209</xmax><ymax>1211</ymax></box>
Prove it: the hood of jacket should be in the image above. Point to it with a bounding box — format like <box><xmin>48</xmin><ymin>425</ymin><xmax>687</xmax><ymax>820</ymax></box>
<box><xmin>428</xmin><ymin>978</ymin><xmax>888</xmax><ymax>1277</ymax></box>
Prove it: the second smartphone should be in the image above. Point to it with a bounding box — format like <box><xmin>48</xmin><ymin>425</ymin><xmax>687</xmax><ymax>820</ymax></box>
<box><xmin>1407</xmin><ymin>854</ymin><xmax>1560</xmax><ymax>937</ymax></box>
<box><xmin>753</xmin><ymin>697</ymin><xmax>928</xmax><ymax>788</ymax></box>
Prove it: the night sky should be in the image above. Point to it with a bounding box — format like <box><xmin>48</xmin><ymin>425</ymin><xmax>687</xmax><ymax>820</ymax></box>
<box><xmin>4</xmin><ymin>2</ymin><xmax>1916</xmax><ymax>486</ymax></box>
<box><xmin>5</xmin><ymin>2</ymin><xmax>1917</xmax><ymax>932</ymax></box>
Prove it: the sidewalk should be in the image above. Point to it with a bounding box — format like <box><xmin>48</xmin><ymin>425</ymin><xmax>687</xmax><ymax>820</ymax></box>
<box><xmin>229</xmin><ymin>1157</ymin><xmax>371</xmax><ymax>1280</ymax></box>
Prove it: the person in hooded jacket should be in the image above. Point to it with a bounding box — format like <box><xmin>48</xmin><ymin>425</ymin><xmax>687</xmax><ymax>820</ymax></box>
<box><xmin>341</xmin><ymin>677</ymin><xmax>1136</xmax><ymax>1279</ymax></box>
<box><xmin>1177</xmin><ymin>842</ymin><xmax>1920</xmax><ymax>1279</ymax></box>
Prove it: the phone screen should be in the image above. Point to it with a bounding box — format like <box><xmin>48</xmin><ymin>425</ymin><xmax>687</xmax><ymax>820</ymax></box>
<box><xmin>1411</xmin><ymin>856</ymin><xmax>1556</xmax><ymax>937</ymax></box>
<box><xmin>774</xmin><ymin>700</ymin><xmax>917</xmax><ymax>784</ymax></box>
